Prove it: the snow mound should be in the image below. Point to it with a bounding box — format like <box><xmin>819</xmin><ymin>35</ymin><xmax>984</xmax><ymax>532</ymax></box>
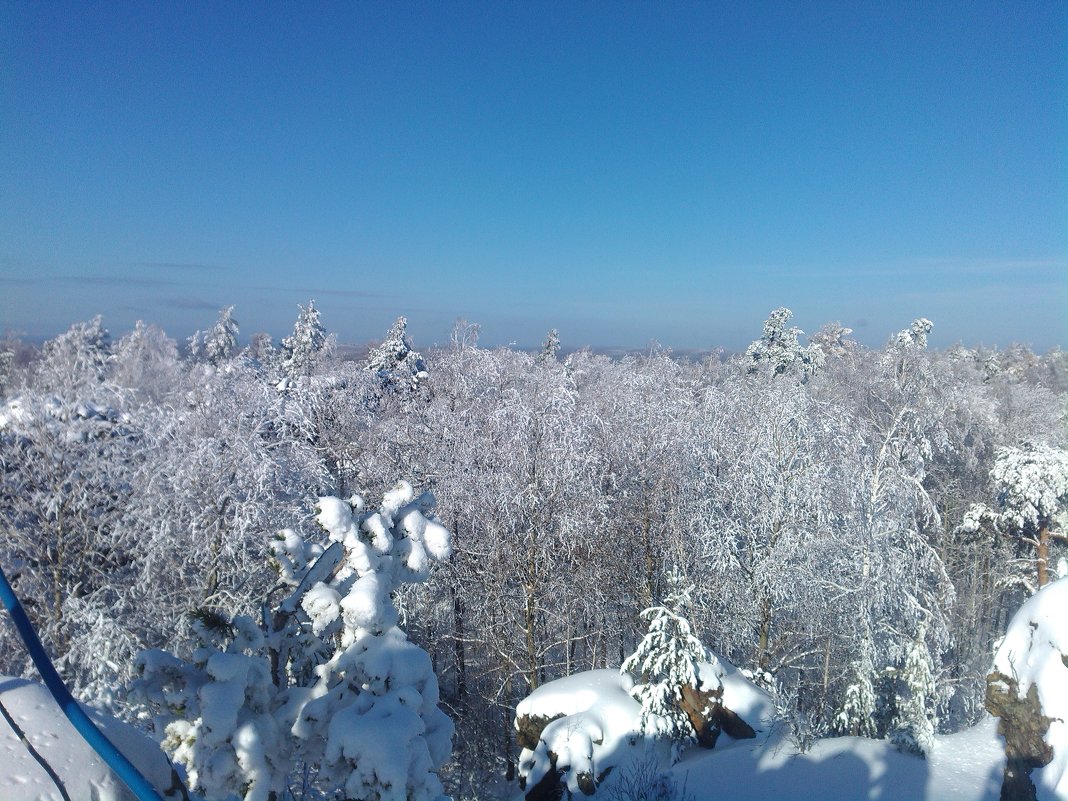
<box><xmin>702</xmin><ymin>653</ymin><xmax>776</xmax><ymax>736</ymax></box>
<box><xmin>516</xmin><ymin>669</ymin><xmax>641</xmax><ymax>796</ymax></box>
<box><xmin>670</xmin><ymin>716</ymin><xmax>1004</xmax><ymax>801</ymax></box>
<box><xmin>515</xmin><ymin>659</ymin><xmax>772</xmax><ymax>797</ymax></box>
<box><xmin>0</xmin><ymin>676</ymin><xmax>177</xmax><ymax>801</ymax></box>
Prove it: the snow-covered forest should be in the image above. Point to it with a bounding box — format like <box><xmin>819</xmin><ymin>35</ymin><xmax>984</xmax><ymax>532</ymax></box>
<box><xmin>1</xmin><ymin>305</ymin><xmax>1066</xmax><ymax>800</ymax></box>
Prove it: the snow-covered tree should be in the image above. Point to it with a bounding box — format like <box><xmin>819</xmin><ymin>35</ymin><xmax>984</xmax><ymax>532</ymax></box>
<box><xmin>808</xmin><ymin>321</ymin><xmax>856</xmax><ymax>360</ymax></box>
<box><xmin>0</xmin><ymin>351</ymin><xmax>12</xmax><ymax>396</ymax></box>
<box><xmin>538</xmin><ymin>329</ymin><xmax>560</xmax><ymax>363</ymax></box>
<box><xmin>0</xmin><ymin>391</ymin><xmax>142</xmax><ymax>699</ymax></box>
<box><xmin>110</xmin><ymin>320</ymin><xmax>180</xmax><ymax>403</ymax></box>
<box><xmin>208</xmin><ymin>306</ymin><xmax>239</xmax><ymax>365</ymax></box>
<box><xmin>448</xmin><ymin>317</ymin><xmax>481</xmax><ymax>352</ymax></box>
<box><xmin>245</xmin><ymin>332</ymin><xmax>277</xmax><ymax>366</ymax></box>
<box><xmin>895</xmin><ymin>318</ymin><xmax>934</xmax><ymax>349</ymax></box>
<box><xmin>33</xmin><ymin>315</ymin><xmax>112</xmax><ymax>393</ymax></box>
<box><xmin>129</xmin><ymin>363</ymin><xmax>324</xmax><ymax>616</ymax></box>
<box><xmin>961</xmin><ymin>443</ymin><xmax>1068</xmax><ymax>590</ymax></box>
<box><xmin>887</xmin><ymin>625</ymin><xmax>938</xmax><ymax>757</ymax></box>
<box><xmin>833</xmin><ymin>651</ymin><xmax>878</xmax><ymax>739</ymax></box>
<box><xmin>694</xmin><ymin>376</ymin><xmax>859</xmax><ymax>677</ymax></box>
<box><xmin>280</xmin><ymin>300</ymin><xmax>330</xmax><ymax>379</ymax></box>
<box><xmin>744</xmin><ymin>307</ymin><xmax>824</xmax><ymax>378</ymax></box>
<box><xmin>134</xmin><ymin>482</ymin><xmax>454</xmax><ymax>801</ymax></box>
<box><xmin>189</xmin><ymin>306</ymin><xmax>239</xmax><ymax>366</ymax></box>
<box><xmin>621</xmin><ymin>568</ymin><xmax>717</xmax><ymax>762</ymax></box>
<box><xmin>366</xmin><ymin>316</ymin><xmax>428</xmax><ymax>391</ymax></box>
<box><xmin>883</xmin><ymin>624</ymin><xmax>938</xmax><ymax>757</ymax></box>
<box><xmin>0</xmin><ymin>331</ymin><xmax>20</xmax><ymax>397</ymax></box>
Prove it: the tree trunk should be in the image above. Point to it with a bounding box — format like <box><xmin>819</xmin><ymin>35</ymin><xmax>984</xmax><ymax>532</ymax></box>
<box><xmin>1036</xmin><ymin>521</ymin><xmax>1050</xmax><ymax>588</ymax></box>
<box><xmin>452</xmin><ymin>587</ymin><xmax>467</xmax><ymax>703</ymax></box>
<box><xmin>757</xmin><ymin>595</ymin><xmax>772</xmax><ymax>671</ymax></box>
<box><xmin>524</xmin><ymin>583</ymin><xmax>539</xmax><ymax>691</ymax></box>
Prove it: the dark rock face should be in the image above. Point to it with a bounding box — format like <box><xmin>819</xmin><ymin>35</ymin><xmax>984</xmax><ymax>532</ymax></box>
<box><xmin>986</xmin><ymin>670</ymin><xmax>1055</xmax><ymax>801</ymax></box>
<box><xmin>517</xmin><ymin>713</ymin><xmax>565</xmax><ymax>752</ymax></box>
<box><xmin>681</xmin><ymin>683</ymin><xmax>724</xmax><ymax>748</ymax></box>
<box><xmin>680</xmin><ymin>683</ymin><xmax>757</xmax><ymax>748</ymax></box>
<box><xmin>522</xmin><ymin>751</ymin><xmax>565</xmax><ymax>801</ymax></box>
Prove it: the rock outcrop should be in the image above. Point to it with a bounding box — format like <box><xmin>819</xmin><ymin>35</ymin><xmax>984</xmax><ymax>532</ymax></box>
<box><xmin>985</xmin><ymin>577</ymin><xmax>1068</xmax><ymax>801</ymax></box>
<box><xmin>514</xmin><ymin>660</ymin><xmax>771</xmax><ymax>799</ymax></box>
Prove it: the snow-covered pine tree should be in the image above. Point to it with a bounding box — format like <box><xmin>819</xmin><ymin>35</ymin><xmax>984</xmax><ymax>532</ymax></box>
<box><xmin>205</xmin><ymin>306</ymin><xmax>239</xmax><ymax>366</ymax></box>
<box><xmin>888</xmin><ymin>624</ymin><xmax>937</xmax><ymax>757</ymax></box>
<box><xmin>960</xmin><ymin>442</ymin><xmax>1068</xmax><ymax>590</ymax></box>
<box><xmin>620</xmin><ymin>568</ymin><xmax>718</xmax><ymax>763</ymax></box>
<box><xmin>280</xmin><ymin>300</ymin><xmax>330</xmax><ymax>379</ymax></box>
<box><xmin>833</xmin><ymin>652</ymin><xmax>878</xmax><ymax>739</ymax></box>
<box><xmin>134</xmin><ymin>481</ymin><xmax>454</xmax><ymax>801</ymax></box>
<box><xmin>537</xmin><ymin>329</ymin><xmax>560</xmax><ymax>363</ymax></box>
<box><xmin>744</xmin><ymin>307</ymin><xmax>824</xmax><ymax>378</ymax></box>
<box><xmin>366</xmin><ymin>316</ymin><xmax>428</xmax><ymax>391</ymax></box>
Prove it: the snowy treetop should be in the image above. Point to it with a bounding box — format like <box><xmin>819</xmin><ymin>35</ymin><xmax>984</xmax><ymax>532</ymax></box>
<box><xmin>963</xmin><ymin>443</ymin><xmax>1068</xmax><ymax>533</ymax></box>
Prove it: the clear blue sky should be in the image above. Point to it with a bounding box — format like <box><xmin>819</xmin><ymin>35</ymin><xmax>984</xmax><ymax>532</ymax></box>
<box><xmin>2</xmin><ymin>1</ymin><xmax>1065</xmax><ymax>351</ymax></box>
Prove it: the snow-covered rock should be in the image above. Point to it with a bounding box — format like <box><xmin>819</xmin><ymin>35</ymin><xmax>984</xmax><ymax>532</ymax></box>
<box><xmin>986</xmin><ymin>576</ymin><xmax>1068</xmax><ymax>800</ymax></box>
<box><xmin>514</xmin><ymin>656</ymin><xmax>772</xmax><ymax>799</ymax></box>
<box><xmin>516</xmin><ymin>669</ymin><xmax>640</xmax><ymax>797</ymax></box>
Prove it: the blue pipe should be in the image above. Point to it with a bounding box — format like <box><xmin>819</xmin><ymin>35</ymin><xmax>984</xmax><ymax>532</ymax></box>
<box><xmin>0</xmin><ymin>565</ymin><xmax>165</xmax><ymax>801</ymax></box>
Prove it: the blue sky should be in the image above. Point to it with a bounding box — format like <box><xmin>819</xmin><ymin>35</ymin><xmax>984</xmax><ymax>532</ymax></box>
<box><xmin>1</xmin><ymin>1</ymin><xmax>1065</xmax><ymax>351</ymax></box>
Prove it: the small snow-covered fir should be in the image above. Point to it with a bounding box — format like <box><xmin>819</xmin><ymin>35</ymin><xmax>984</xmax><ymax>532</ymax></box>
<box><xmin>365</xmin><ymin>316</ymin><xmax>428</xmax><ymax>390</ymax></box>
<box><xmin>620</xmin><ymin>568</ymin><xmax>718</xmax><ymax>762</ymax></box>
<box><xmin>280</xmin><ymin>300</ymin><xmax>330</xmax><ymax>378</ymax></box>
<box><xmin>888</xmin><ymin>625</ymin><xmax>938</xmax><ymax>757</ymax></box>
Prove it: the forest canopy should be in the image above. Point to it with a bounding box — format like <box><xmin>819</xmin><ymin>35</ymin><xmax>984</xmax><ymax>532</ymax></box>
<box><xmin>0</xmin><ymin>307</ymin><xmax>1065</xmax><ymax>798</ymax></box>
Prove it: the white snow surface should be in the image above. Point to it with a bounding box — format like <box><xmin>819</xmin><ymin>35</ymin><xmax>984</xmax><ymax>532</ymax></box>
<box><xmin>669</xmin><ymin>716</ymin><xmax>1004</xmax><ymax>801</ymax></box>
<box><xmin>0</xmin><ymin>676</ymin><xmax>175</xmax><ymax>801</ymax></box>
<box><xmin>516</xmin><ymin>668</ymin><xmax>636</xmax><ymax>722</ymax></box>
<box><xmin>991</xmin><ymin>576</ymin><xmax>1068</xmax><ymax>799</ymax></box>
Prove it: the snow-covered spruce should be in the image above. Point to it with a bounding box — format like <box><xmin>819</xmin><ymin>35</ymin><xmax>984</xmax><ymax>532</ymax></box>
<box><xmin>280</xmin><ymin>300</ymin><xmax>331</xmax><ymax>379</ymax></box>
<box><xmin>537</xmin><ymin>328</ymin><xmax>561</xmax><ymax>363</ymax></box>
<box><xmin>887</xmin><ymin>625</ymin><xmax>938</xmax><ymax>757</ymax></box>
<box><xmin>620</xmin><ymin>568</ymin><xmax>720</xmax><ymax>763</ymax></box>
<box><xmin>833</xmin><ymin>648</ymin><xmax>877</xmax><ymax>739</ymax></box>
<box><xmin>133</xmin><ymin>482</ymin><xmax>454</xmax><ymax>801</ymax></box>
<box><xmin>188</xmin><ymin>306</ymin><xmax>239</xmax><ymax>367</ymax></box>
<box><xmin>365</xmin><ymin>316</ymin><xmax>428</xmax><ymax>391</ymax></box>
